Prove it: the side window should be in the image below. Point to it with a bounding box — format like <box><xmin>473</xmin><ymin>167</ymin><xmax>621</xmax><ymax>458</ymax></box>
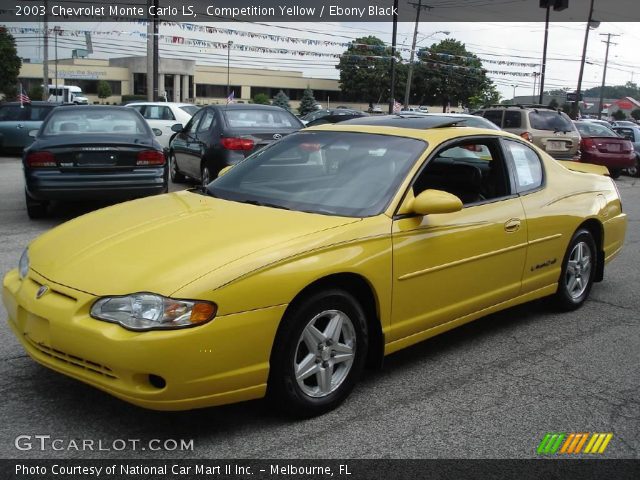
<box><xmin>129</xmin><ymin>105</ymin><xmax>144</xmax><ymax>115</ymax></box>
<box><xmin>503</xmin><ymin>111</ymin><xmax>522</xmax><ymax>129</ymax></box>
<box><xmin>503</xmin><ymin>140</ymin><xmax>543</xmax><ymax>193</ymax></box>
<box><xmin>183</xmin><ymin>109</ymin><xmax>204</xmax><ymax>134</ymax></box>
<box><xmin>615</xmin><ymin>128</ymin><xmax>635</xmax><ymax>142</ymax></box>
<box><xmin>412</xmin><ymin>138</ymin><xmax>511</xmax><ymax>206</ymax></box>
<box><xmin>483</xmin><ymin>110</ymin><xmax>504</xmax><ymax>128</ymax></box>
<box><xmin>197</xmin><ymin>110</ymin><xmax>215</xmax><ymax>133</ymax></box>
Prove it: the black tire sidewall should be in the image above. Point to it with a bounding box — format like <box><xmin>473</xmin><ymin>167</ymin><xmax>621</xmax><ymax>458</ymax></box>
<box><xmin>269</xmin><ymin>289</ymin><xmax>369</xmax><ymax>417</ymax></box>
<box><xmin>555</xmin><ymin>229</ymin><xmax>597</xmax><ymax>310</ymax></box>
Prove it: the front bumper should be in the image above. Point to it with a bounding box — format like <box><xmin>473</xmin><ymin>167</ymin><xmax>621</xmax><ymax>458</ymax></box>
<box><xmin>3</xmin><ymin>269</ymin><xmax>285</xmax><ymax>410</ymax></box>
<box><xmin>25</xmin><ymin>167</ymin><xmax>168</xmax><ymax>202</ymax></box>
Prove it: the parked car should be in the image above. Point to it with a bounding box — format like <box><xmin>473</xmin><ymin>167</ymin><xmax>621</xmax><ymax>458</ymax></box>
<box><xmin>23</xmin><ymin>106</ymin><xmax>167</xmax><ymax>218</ymax></box>
<box><xmin>126</xmin><ymin>102</ymin><xmax>200</xmax><ymax>150</ymax></box>
<box><xmin>573</xmin><ymin>120</ymin><xmax>635</xmax><ymax>178</ymax></box>
<box><xmin>169</xmin><ymin>104</ymin><xmax>304</xmax><ymax>186</ymax></box>
<box><xmin>4</xmin><ymin>115</ymin><xmax>626</xmax><ymax>416</ymax></box>
<box><xmin>301</xmin><ymin>108</ymin><xmax>368</xmax><ymax>127</ymax></box>
<box><xmin>611</xmin><ymin>120</ymin><xmax>638</xmax><ymax>128</ymax></box>
<box><xmin>612</xmin><ymin>124</ymin><xmax>640</xmax><ymax>177</ymax></box>
<box><xmin>584</xmin><ymin>118</ymin><xmax>615</xmax><ymax>130</ymax></box>
<box><xmin>473</xmin><ymin>105</ymin><xmax>581</xmax><ymax>160</ymax></box>
<box><xmin>361</xmin><ymin>112</ymin><xmax>501</xmax><ymax>131</ymax></box>
<box><xmin>0</xmin><ymin>102</ymin><xmax>58</xmax><ymax>154</ymax></box>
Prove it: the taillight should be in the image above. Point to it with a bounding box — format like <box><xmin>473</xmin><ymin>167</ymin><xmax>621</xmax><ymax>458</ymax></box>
<box><xmin>623</xmin><ymin>140</ymin><xmax>633</xmax><ymax>153</ymax></box>
<box><xmin>136</xmin><ymin>150</ymin><xmax>165</xmax><ymax>166</ymax></box>
<box><xmin>520</xmin><ymin>132</ymin><xmax>533</xmax><ymax>142</ymax></box>
<box><xmin>581</xmin><ymin>137</ymin><xmax>597</xmax><ymax>150</ymax></box>
<box><xmin>25</xmin><ymin>151</ymin><xmax>56</xmax><ymax>168</ymax></box>
<box><xmin>220</xmin><ymin>137</ymin><xmax>254</xmax><ymax>151</ymax></box>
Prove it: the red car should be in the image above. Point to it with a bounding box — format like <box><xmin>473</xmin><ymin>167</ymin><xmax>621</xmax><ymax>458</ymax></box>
<box><xmin>574</xmin><ymin>121</ymin><xmax>635</xmax><ymax>178</ymax></box>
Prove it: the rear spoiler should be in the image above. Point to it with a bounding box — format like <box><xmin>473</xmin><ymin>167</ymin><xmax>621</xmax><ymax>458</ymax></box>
<box><xmin>556</xmin><ymin>160</ymin><xmax>610</xmax><ymax>176</ymax></box>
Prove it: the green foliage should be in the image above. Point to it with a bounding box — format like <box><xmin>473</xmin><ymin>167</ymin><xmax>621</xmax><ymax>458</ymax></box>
<box><xmin>468</xmin><ymin>84</ymin><xmax>501</xmax><ymax>109</ymax></box>
<box><xmin>561</xmin><ymin>103</ymin><xmax>572</xmax><ymax>115</ymax></box>
<box><xmin>631</xmin><ymin>108</ymin><xmax>640</xmax><ymax>121</ymax></box>
<box><xmin>411</xmin><ymin>39</ymin><xmax>496</xmax><ymax>111</ymax></box>
<box><xmin>272</xmin><ymin>90</ymin><xmax>291</xmax><ymax>111</ymax></box>
<box><xmin>97</xmin><ymin>80</ymin><xmax>112</xmax><ymax>101</ymax></box>
<box><xmin>298</xmin><ymin>87</ymin><xmax>317</xmax><ymax>115</ymax></box>
<box><xmin>583</xmin><ymin>82</ymin><xmax>640</xmax><ymax>100</ymax></box>
<box><xmin>251</xmin><ymin>93</ymin><xmax>270</xmax><ymax>105</ymax></box>
<box><xmin>0</xmin><ymin>28</ymin><xmax>22</xmax><ymax>100</ymax></box>
<box><xmin>28</xmin><ymin>84</ymin><xmax>44</xmax><ymax>101</ymax></box>
<box><xmin>548</xmin><ymin>98</ymin><xmax>559</xmax><ymax>109</ymax></box>
<box><xmin>612</xmin><ymin>109</ymin><xmax>627</xmax><ymax>120</ymax></box>
<box><xmin>121</xmin><ymin>95</ymin><xmax>147</xmax><ymax>104</ymax></box>
<box><xmin>336</xmin><ymin>36</ymin><xmax>406</xmax><ymax>104</ymax></box>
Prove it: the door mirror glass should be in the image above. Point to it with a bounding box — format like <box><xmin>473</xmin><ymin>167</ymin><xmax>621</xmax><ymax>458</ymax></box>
<box><xmin>411</xmin><ymin>189</ymin><xmax>463</xmax><ymax>216</ymax></box>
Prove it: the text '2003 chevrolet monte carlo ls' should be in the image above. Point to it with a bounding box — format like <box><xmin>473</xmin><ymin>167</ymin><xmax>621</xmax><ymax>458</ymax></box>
<box><xmin>2</xmin><ymin>115</ymin><xmax>627</xmax><ymax>417</ymax></box>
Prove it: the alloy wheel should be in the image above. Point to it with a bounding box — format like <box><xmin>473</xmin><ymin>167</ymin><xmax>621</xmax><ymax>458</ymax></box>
<box><xmin>565</xmin><ymin>241</ymin><xmax>592</xmax><ymax>300</ymax></box>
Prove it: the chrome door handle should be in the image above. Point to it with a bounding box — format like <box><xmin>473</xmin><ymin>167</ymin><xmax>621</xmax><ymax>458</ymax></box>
<box><xmin>16</xmin><ymin>124</ymin><xmax>24</xmax><ymax>129</ymax></box>
<box><xmin>504</xmin><ymin>218</ymin><xmax>521</xmax><ymax>233</ymax></box>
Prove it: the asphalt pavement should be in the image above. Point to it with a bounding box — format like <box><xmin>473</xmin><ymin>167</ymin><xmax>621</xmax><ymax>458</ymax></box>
<box><xmin>0</xmin><ymin>155</ymin><xmax>638</xmax><ymax>459</ymax></box>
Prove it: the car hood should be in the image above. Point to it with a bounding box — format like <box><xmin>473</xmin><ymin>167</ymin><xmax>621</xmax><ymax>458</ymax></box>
<box><xmin>28</xmin><ymin>191</ymin><xmax>360</xmax><ymax>297</ymax></box>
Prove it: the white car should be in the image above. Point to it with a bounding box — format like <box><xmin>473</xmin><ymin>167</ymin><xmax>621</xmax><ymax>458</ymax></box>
<box><xmin>126</xmin><ymin>102</ymin><xmax>200</xmax><ymax>150</ymax></box>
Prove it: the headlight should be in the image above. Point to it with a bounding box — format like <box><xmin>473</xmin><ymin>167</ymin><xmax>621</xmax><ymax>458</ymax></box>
<box><xmin>90</xmin><ymin>293</ymin><xmax>217</xmax><ymax>331</ymax></box>
<box><xmin>18</xmin><ymin>249</ymin><xmax>29</xmax><ymax>280</ymax></box>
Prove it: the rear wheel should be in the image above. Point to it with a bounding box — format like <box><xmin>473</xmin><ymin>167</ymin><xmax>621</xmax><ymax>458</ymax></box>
<box><xmin>25</xmin><ymin>191</ymin><xmax>48</xmax><ymax>219</ymax></box>
<box><xmin>201</xmin><ymin>164</ymin><xmax>212</xmax><ymax>189</ymax></box>
<box><xmin>169</xmin><ymin>151</ymin><xmax>186</xmax><ymax>183</ymax></box>
<box><xmin>553</xmin><ymin>229</ymin><xmax>596</xmax><ymax>311</ymax></box>
<box><xmin>268</xmin><ymin>289</ymin><xmax>368</xmax><ymax>417</ymax></box>
<box><xmin>626</xmin><ymin>156</ymin><xmax>639</xmax><ymax>177</ymax></box>
<box><xmin>609</xmin><ymin>168</ymin><xmax>621</xmax><ymax>179</ymax></box>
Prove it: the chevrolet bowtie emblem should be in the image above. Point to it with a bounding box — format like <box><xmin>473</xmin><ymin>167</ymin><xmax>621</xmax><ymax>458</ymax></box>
<box><xmin>36</xmin><ymin>285</ymin><xmax>49</xmax><ymax>299</ymax></box>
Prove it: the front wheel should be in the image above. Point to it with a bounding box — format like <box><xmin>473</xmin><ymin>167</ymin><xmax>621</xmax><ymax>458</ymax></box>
<box><xmin>169</xmin><ymin>151</ymin><xmax>186</xmax><ymax>183</ymax></box>
<box><xmin>553</xmin><ymin>229</ymin><xmax>596</xmax><ymax>311</ymax></box>
<box><xmin>268</xmin><ymin>289</ymin><xmax>369</xmax><ymax>417</ymax></box>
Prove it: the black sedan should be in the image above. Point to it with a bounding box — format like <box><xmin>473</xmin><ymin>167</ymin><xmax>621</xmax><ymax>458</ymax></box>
<box><xmin>24</xmin><ymin>106</ymin><xmax>168</xmax><ymax>218</ymax></box>
<box><xmin>301</xmin><ymin>108</ymin><xmax>368</xmax><ymax>127</ymax></box>
<box><xmin>168</xmin><ymin>104</ymin><xmax>304</xmax><ymax>186</ymax></box>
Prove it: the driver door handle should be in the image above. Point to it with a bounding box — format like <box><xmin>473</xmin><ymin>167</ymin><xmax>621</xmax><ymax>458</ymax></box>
<box><xmin>504</xmin><ymin>218</ymin><xmax>521</xmax><ymax>233</ymax></box>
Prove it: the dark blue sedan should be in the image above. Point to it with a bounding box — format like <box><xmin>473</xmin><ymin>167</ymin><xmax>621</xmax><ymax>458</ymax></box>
<box><xmin>24</xmin><ymin>106</ymin><xmax>168</xmax><ymax>218</ymax></box>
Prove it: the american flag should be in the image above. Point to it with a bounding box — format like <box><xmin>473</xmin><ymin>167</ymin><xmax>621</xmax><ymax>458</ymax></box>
<box><xmin>226</xmin><ymin>90</ymin><xmax>235</xmax><ymax>104</ymax></box>
<box><xmin>17</xmin><ymin>82</ymin><xmax>30</xmax><ymax>107</ymax></box>
<box><xmin>392</xmin><ymin>99</ymin><xmax>402</xmax><ymax>114</ymax></box>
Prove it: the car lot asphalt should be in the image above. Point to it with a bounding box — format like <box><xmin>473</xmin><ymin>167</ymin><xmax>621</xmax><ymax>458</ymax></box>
<box><xmin>0</xmin><ymin>154</ymin><xmax>638</xmax><ymax>460</ymax></box>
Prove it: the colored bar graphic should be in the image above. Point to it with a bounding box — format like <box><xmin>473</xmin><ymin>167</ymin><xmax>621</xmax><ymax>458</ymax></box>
<box><xmin>538</xmin><ymin>433</ymin><xmax>613</xmax><ymax>455</ymax></box>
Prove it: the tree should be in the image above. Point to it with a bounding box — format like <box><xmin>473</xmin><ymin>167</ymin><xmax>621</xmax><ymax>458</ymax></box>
<box><xmin>411</xmin><ymin>39</ymin><xmax>496</xmax><ymax>112</ymax></box>
<box><xmin>97</xmin><ymin>81</ymin><xmax>112</xmax><ymax>103</ymax></box>
<box><xmin>251</xmin><ymin>93</ymin><xmax>270</xmax><ymax>105</ymax></box>
<box><xmin>272</xmin><ymin>90</ymin><xmax>291</xmax><ymax>111</ymax></box>
<box><xmin>631</xmin><ymin>108</ymin><xmax>640</xmax><ymax>121</ymax></box>
<box><xmin>584</xmin><ymin>82</ymin><xmax>640</xmax><ymax>100</ymax></box>
<box><xmin>298</xmin><ymin>87</ymin><xmax>317</xmax><ymax>116</ymax></box>
<box><xmin>336</xmin><ymin>36</ymin><xmax>403</xmax><ymax>104</ymax></box>
<box><xmin>468</xmin><ymin>84</ymin><xmax>501</xmax><ymax>109</ymax></box>
<box><xmin>561</xmin><ymin>103</ymin><xmax>572</xmax><ymax>115</ymax></box>
<box><xmin>0</xmin><ymin>28</ymin><xmax>22</xmax><ymax>100</ymax></box>
<box><xmin>612</xmin><ymin>109</ymin><xmax>627</xmax><ymax>120</ymax></box>
<box><xmin>548</xmin><ymin>98</ymin><xmax>559</xmax><ymax>109</ymax></box>
<box><xmin>28</xmin><ymin>85</ymin><xmax>44</xmax><ymax>102</ymax></box>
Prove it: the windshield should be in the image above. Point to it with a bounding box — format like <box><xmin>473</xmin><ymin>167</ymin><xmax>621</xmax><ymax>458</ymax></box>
<box><xmin>529</xmin><ymin>111</ymin><xmax>574</xmax><ymax>132</ymax></box>
<box><xmin>208</xmin><ymin>131</ymin><xmax>427</xmax><ymax>217</ymax></box>
<box><xmin>180</xmin><ymin>105</ymin><xmax>200</xmax><ymax>116</ymax></box>
<box><xmin>574</xmin><ymin>122</ymin><xmax>617</xmax><ymax>138</ymax></box>
<box><xmin>42</xmin><ymin>109</ymin><xmax>148</xmax><ymax>135</ymax></box>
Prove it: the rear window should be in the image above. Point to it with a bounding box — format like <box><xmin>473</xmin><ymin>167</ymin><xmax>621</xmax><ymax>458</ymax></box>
<box><xmin>529</xmin><ymin>111</ymin><xmax>574</xmax><ymax>132</ymax></box>
<box><xmin>180</xmin><ymin>105</ymin><xmax>200</xmax><ymax>116</ymax></box>
<box><xmin>483</xmin><ymin>110</ymin><xmax>503</xmax><ymax>127</ymax></box>
<box><xmin>503</xmin><ymin>111</ymin><xmax>522</xmax><ymax>129</ymax></box>
<box><xmin>43</xmin><ymin>109</ymin><xmax>148</xmax><ymax>135</ymax></box>
<box><xmin>224</xmin><ymin>109</ymin><xmax>300</xmax><ymax>128</ymax></box>
<box><xmin>575</xmin><ymin>122</ymin><xmax>617</xmax><ymax>138</ymax></box>
<box><xmin>0</xmin><ymin>106</ymin><xmax>24</xmax><ymax>121</ymax></box>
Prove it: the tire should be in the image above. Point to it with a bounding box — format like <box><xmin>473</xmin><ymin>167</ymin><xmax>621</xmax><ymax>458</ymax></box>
<box><xmin>626</xmin><ymin>156</ymin><xmax>639</xmax><ymax>177</ymax></box>
<box><xmin>268</xmin><ymin>289</ymin><xmax>369</xmax><ymax>417</ymax></box>
<box><xmin>553</xmin><ymin>229</ymin><xmax>597</xmax><ymax>311</ymax></box>
<box><xmin>25</xmin><ymin>191</ymin><xmax>48</xmax><ymax>219</ymax></box>
<box><xmin>201</xmin><ymin>163</ymin><xmax>212</xmax><ymax>189</ymax></box>
<box><xmin>610</xmin><ymin>168</ymin><xmax>621</xmax><ymax>179</ymax></box>
<box><xmin>169</xmin><ymin>151</ymin><xmax>186</xmax><ymax>183</ymax></box>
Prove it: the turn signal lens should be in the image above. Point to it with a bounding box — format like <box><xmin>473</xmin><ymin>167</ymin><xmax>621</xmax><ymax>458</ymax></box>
<box><xmin>221</xmin><ymin>137</ymin><xmax>254</xmax><ymax>151</ymax></box>
<box><xmin>191</xmin><ymin>303</ymin><xmax>217</xmax><ymax>324</ymax></box>
<box><xmin>26</xmin><ymin>151</ymin><xmax>56</xmax><ymax>168</ymax></box>
<box><xmin>136</xmin><ymin>150</ymin><xmax>165</xmax><ymax>165</ymax></box>
<box><xmin>520</xmin><ymin>132</ymin><xmax>533</xmax><ymax>142</ymax></box>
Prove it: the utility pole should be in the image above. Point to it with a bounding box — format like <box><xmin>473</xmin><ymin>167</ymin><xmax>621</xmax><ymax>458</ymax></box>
<box><xmin>42</xmin><ymin>0</ymin><xmax>49</xmax><ymax>100</ymax></box>
<box><xmin>403</xmin><ymin>1</ymin><xmax>432</xmax><ymax>109</ymax></box>
<box><xmin>598</xmin><ymin>33</ymin><xmax>619</xmax><ymax>119</ymax></box>
<box><xmin>572</xmin><ymin>0</ymin><xmax>596</xmax><ymax>120</ymax></box>
<box><xmin>53</xmin><ymin>26</ymin><xmax>59</xmax><ymax>102</ymax></box>
<box><xmin>152</xmin><ymin>0</ymin><xmax>159</xmax><ymax>101</ymax></box>
<box><xmin>227</xmin><ymin>41</ymin><xmax>233</xmax><ymax>98</ymax></box>
<box><xmin>146</xmin><ymin>0</ymin><xmax>153</xmax><ymax>101</ymax></box>
<box><xmin>388</xmin><ymin>0</ymin><xmax>399</xmax><ymax>114</ymax></box>
<box><xmin>532</xmin><ymin>72</ymin><xmax>540</xmax><ymax>101</ymax></box>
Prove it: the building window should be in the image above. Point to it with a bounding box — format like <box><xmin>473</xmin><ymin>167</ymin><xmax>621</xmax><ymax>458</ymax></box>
<box><xmin>65</xmin><ymin>79</ymin><xmax>122</xmax><ymax>95</ymax></box>
<box><xmin>133</xmin><ymin>73</ymin><xmax>147</xmax><ymax>96</ymax></box>
<box><xmin>195</xmin><ymin>84</ymin><xmax>241</xmax><ymax>98</ymax></box>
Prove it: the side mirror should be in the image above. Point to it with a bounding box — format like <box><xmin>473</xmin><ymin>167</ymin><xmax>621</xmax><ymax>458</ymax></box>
<box><xmin>28</xmin><ymin>130</ymin><xmax>38</xmax><ymax>138</ymax></box>
<box><xmin>411</xmin><ymin>189</ymin><xmax>463</xmax><ymax>216</ymax></box>
<box><xmin>171</xmin><ymin>123</ymin><xmax>183</xmax><ymax>133</ymax></box>
<box><xmin>218</xmin><ymin>165</ymin><xmax>232</xmax><ymax>177</ymax></box>
<box><xmin>152</xmin><ymin>128</ymin><xmax>163</xmax><ymax>136</ymax></box>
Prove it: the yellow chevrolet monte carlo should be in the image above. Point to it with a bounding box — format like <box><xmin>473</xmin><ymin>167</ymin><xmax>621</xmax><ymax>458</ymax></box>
<box><xmin>2</xmin><ymin>115</ymin><xmax>627</xmax><ymax>417</ymax></box>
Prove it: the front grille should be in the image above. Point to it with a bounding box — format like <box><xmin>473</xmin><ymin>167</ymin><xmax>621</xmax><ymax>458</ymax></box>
<box><xmin>24</xmin><ymin>334</ymin><xmax>117</xmax><ymax>379</ymax></box>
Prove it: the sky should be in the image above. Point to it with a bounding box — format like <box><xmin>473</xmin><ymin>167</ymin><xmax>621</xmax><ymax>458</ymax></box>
<box><xmin>8</xmin><ymin>18</ymin><xmax>640</xmax><ymax>102</ymax></box>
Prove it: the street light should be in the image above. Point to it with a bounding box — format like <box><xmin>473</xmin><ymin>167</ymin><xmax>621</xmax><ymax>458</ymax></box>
<box><xmin>53</xmin><ymin>26</ymin><xmax>60</xmax><ymax>102</ymax></box>
<box><xmin>226</xmin><ymin>40</ymin><xmax>233</xmax><ymax>98</ymax></box>
<box><xmin>539</xmin><ymin>0</ymin><xmax>569</xmax><ymax>104</ymax></box>
<box><xmin>511</xmin><ymin>84</ymin><xmax>518</xmax><ymax>103</ymax></box>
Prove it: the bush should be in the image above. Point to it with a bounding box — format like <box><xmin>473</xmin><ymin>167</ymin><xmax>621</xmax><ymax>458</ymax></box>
<box><xmin>272</xmin><ymin>90</ymin><xmax>291</xmax><ymax>111</ymax></box>
<box><xmin>252</xmin><ymin>93</ymin><xmax>270</xmax><ymax>105</ymax></box>
<box><xmin>298</xmin><ymin>88</ymin><xmax>317</xmax><ymax>116</ymax></box>
<box><xmin>28</xmin><ymin>85</ymin><xmax>44</xmax><ymax>101</ymax></box>
<box><xmin>612</xmin><ymin>110</ymin><xmax>627</xmax><ymax>121</ymax></box>
<box><xmin>631</xmin><ymin>108</ymin><xmax>640</xmax><ymax>121</ymax></box>
<box><xmin>121</xmin><ymin>95</ymin><xmax>147</xmax><ymax>105</ymax></box>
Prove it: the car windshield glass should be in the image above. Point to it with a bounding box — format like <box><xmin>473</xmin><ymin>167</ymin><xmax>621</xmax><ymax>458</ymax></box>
<box><xmin>208</xmin><ymin>131</ymin><xmax>427</xmax><ymax>217</ymax></box>
<box><xmin>225</xmin><ymin>109</ymin><xmax>300</xmax><ymax>128</ymax></box>
<box><xmin>42</xmin><ymin>109</ymin><xmax>148</xmax><ymax>135</ymax></box>
<box><xmin>529</xmin><ymin>111</ymin><xmax>574</xmax><ymax>132</ymax></box>
<box><xmin>575</xmin><ymin>122</ymin><xmax>617</xmax><ymax>138</ymax></box>
<box><xmin>180</xmin><ymin>105</ymin><xmax>200</xmax><ymax>116</ymax></box>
